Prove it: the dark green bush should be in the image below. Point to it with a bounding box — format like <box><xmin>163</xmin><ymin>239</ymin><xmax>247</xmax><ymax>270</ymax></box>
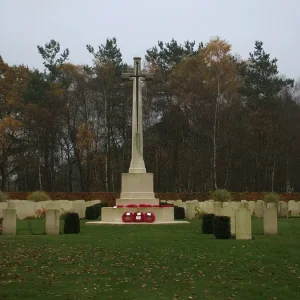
<box><xmin>85</xmin><ymin>206</ymin><xmax>98</xmax><ymax>220</ymax></box>
<box><xmin>27</xmin><ymin>191</ymin><xmax>51</xmax><ymax>202</ymax></box>
<box><xmin>64</xmin><ymin>213</ymin><xmax>80</xmax><ymax>234</ymax></box>
<box><xmin>93</xmin><ymin>203</ymin><xmax>102</xmax><ymax>218</ymax></box>
<box><xmin>174</xmin><ymin>206</ymin><xmax>185</xmax><ymax>219</ymax></box>
<box><xmin>211</xmin><ymin>189</ymin><xmax>231</xmax><ymax>203</ymax></box>
<box><xmin>201</xmin><ymin>214</ymin><xmax>215</xmax><ymax>234</ymax></box>
<box><xmin>213</xmin><ymin>216</ymin><xmax>231</xmax><ymax>239</ymax></box>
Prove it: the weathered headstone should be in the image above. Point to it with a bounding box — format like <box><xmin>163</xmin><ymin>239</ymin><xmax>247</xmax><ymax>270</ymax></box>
<box><xmin>248</xmin><ymin>201</ymin><xmax>256</xmax><ymax>215</ymax></box>
<box><xmin>254</xmin><ymin>200</ymin><xmax>264</xmax><ymax>218</ymax></box>
<box><xmin>235</xmin><ymin>208</ymin><xmax>251</xmax><ymax>240</ymax></box>
<box><xmin>166</xmin><ymin>200</ymin><xmax>174</xmax><ymax>204</ymax></box>
<box><xmin>2</xmin><ymin>208</ymin><xmax>17</xmax><ymax>235</ymax></box>
<box><xmin>222</xmin><ymin>201</ymin><xmax>232</xmax><ymax>208</ymax></box>
<box><xmin>46</xmin><ymin>209</ymin><xmax>60</xmax><ymax>235</ymax></box>
<box><xmin>186</xmin><ymin>201</ymin><xmax>197</xmax><ymax>218</ymax></box>
<box><xmin>241</xmin><ymin>200</ymin><xmax>249</xmax><ymax>209</ymax></box>
<box><xmin>15</xmin><ymin>200</ymin><xmax>36</xmax><ymax>219</ymax></box>
<box><xmin>288</xmin><ymin>200</ymin><xmax>299</xmax><ymax>216</ymax></box>
<box><xmin>0</xmin><ymin>201</ymin><xmax>8</xmax><ymax>219</ymax></box>
<box><xmin>278</xmin><ymin>201</ymin><xmax>288</xmax><ymax>217</ymax></box>
<box><xmin>267</xmin><ymin>202</ymin><xmax>276</xmax><ymax>209</ymax></box>
<box><xmin>213</xmin><ymin>201</ymin><xmax>222</xmax><ymax>216</ymax></box>
<box><xmin>73</xmin><ymin>200</ymin><xmax>86</xmax><ymax>219</ymax></box>
<box><xmin>203</xmin><ymin>200</ymin><xmax>214</xmax><ymax>214</ymax></box>
<box><xmin>264</xmin><ymin>206</ymin><xmax>277</xmax><ymax>235</ymax></box>
<box><xmin>221</xmin><ymin>206</ymin><xmax>235</xmax><ymax>235</ymax></box>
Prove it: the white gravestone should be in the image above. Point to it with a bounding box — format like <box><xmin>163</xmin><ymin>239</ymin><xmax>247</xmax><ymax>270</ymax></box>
<box><xmin>186</xmin><ymin>201</ymin><xmax>197</xmax><ymax>219</ymax></box>
<box><xmin>235</xmin><ymin>208</ymin><xmax>252</xmax><ymax>240</ymax></box>
<box><xmin>3</xmin><ymin>208</ymin><xmax>17</xmax><ymax>235</ymax></box>
<box><xmin>278</xmin><ymin>201</ymin><xmax>288</xmax><ymax>218</ymax></box>
<box><xmin>221</xmin><ymin>206</ymin><xmax>235</xmax><ymax>235</ymax></box>
<box><xmin>213</xmin><ymin>201</ymin><xmax>222</xmax><ymax>216</ymax></box>
<box><xmin>73</xmin><ymin>200</ymin><xmax>86</xmax><ymax>219</ymax></box>
<box><xmin>46</xmin><ymin>209</ymin><xmax>60</xmax><ymax>235</ymax></box>
<box><xmin>264</xmin><ymin>206</ymin><xmax>277</xmax><ymax>235</ymax></box>
<box><xmin>288</xmin><ymin>200</ymin><xmax>299</xmax><ymax>216</ymax></box>
<box><xmin>254</xmin><ymin>200</ymin><xmax>264</xmax><ymax>218</ymax></box>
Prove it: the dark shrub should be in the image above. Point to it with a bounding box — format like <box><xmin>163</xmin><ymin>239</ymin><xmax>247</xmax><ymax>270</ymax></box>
<box><xmin>85</xmin><ymin>206</ymin><xmax>97</xmax><ymax>220</ymax></box>
<box><xmin>202</xmin><ymin>214</ymin><xmax>215</xmax><ymax>234</ymax></box>
<box><xmin>64</xmin><ymin>213</ymin><xmax>80</xmax><ymax>234</ymax></box>
<box><xmin>213</xmin><ymin>216</ymin><xmax>231</xmax><ymax>239</ymax></box>
<box><xmin>93</xmin><ymin>203</ymin><xmax>102</xmax><ymax>218</ymax></box>
<box><xmin>174</xmin><ymin>206</ymin><xmax>185</xmax><ymax>219</ymax></box>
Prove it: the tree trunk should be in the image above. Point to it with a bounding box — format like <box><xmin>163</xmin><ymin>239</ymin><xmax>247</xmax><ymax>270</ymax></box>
<box><xmin>271</xmin><ymin>157</ymin><xmax>276</xmax><ymax>192</ymax></box>
<box><xmin>285</xmin><ymin>155</ymin><xmax>291</xmax><ymax>192</ymax></box>
<box><xmin>213</xmin><ymin>82</ymin><xmax>219</xmax><ymax>190</ymax></box>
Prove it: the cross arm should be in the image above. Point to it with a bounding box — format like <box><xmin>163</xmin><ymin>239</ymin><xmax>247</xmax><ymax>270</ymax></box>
<box><xmin>121</xmin><ymin>72</ymin><xmax>154</xmax><ymax>81</ymax></box>
<box><xmin>121</xmin><ymin>73</ymin><xmax>134</xmax><ymax>80</ymax></box>
<box><xmin>140</xmin><ymin>73</ymin><xmax>154</xmax><ymax>81</ymax></box>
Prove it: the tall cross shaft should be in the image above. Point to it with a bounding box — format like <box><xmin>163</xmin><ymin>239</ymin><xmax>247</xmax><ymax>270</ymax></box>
<box><xmin>121</xmin><ymin>57</ymin><xmax>153</xmax><ymax>173</ymax></box>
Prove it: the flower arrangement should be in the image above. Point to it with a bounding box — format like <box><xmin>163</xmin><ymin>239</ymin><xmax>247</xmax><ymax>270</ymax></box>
<box><xmin>133</xmin><ymin>212</ymin><xmax>144</xmax><ymax>222</ymax></box>
<box><xmin>121</xmin><ymin>211</ymin><xmax>156</xmax><ymax>223</ymax></box>
<box><xmin>122</xmin><ymin>212</ymin><xmax>134</xmax><ymax>222</ymax></box>
<box><xmin>143</xmin><ymin>212</ymin><xmax>156</xmax><ymax>223</ymax></box>
<box><xmin>36</xmin><ymin>206</ymin><xmax>46</xmax><ymax>219</ymax></box>
<box><xmin>195</xmin><ymin>206</ymin><xmax>205</xmax><ymax>219</ymax></box>
<box><xmin>117</xmin><ymin>204</ymin><xmax>173</xmax><ymax>208</ymax></box>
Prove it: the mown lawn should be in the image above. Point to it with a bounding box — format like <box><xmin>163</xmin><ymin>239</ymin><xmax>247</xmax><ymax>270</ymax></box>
<box><xmin>0</xmin><ymin>218</ymin><xmax>299</xmax><ymax>300</ymax></box>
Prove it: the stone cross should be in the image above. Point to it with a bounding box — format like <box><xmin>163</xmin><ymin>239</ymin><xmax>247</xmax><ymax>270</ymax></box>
<box><xmin>122</xmin><ymin>57</ymin><xmax>153</xmax><ymax>173</ymax></box>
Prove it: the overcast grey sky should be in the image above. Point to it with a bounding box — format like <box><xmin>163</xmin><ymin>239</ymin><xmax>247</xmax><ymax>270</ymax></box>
<box><xmin>0</xmin><ymin>0</ymin><xmax>299</xmax><ymax>78</ymax></box>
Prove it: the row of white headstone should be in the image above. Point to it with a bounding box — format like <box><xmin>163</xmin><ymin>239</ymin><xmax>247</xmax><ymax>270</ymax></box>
<box><xmin>0</xmin><ymin>199</ymin><xmax>101</xmax><ymax>220</ymax></box>
<box><xmin>162</xmin><ymin>199</ymin><xmax>289</xmax><ymax>239</ymax></box>
<box><xmin>161</xmin><ymin>199</ymin><xmax>300</xmax><ymax>218</ymax></box>
<box><xmin>1</xmin><ymin>208</ymin><xmax>60</xmax><ymax>235</ymax></box>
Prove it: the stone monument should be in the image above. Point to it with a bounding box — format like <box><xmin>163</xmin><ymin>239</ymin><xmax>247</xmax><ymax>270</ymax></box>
<box><xmin>86</xmin><ymin>58</ymin><xmax>188</xmax><ymax>225</ymax></box>
<box><xmin>116</xmin><ymin>57</ymin><xmax>159</xmax><ymax>206</ymax></box>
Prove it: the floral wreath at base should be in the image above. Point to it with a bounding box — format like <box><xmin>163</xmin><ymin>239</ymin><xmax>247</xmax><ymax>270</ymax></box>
<box><xmin>143</xmin><ymin>212</ymin><xmax>156</xmax><ymax>223</ymax></box>
<box><xmin>133</xmin><ymin>212</ymin><xmax>144</xmax><ymax>223</ymax></box>
<box><xmin>122</xmin><ymin>212</ymin><xmax>134</xmax><ymax>223</ymax></box>
<box><xmin>121</xmin><ymin>211</ymin><xmax>156</xmax><ymax>223</ymax></box>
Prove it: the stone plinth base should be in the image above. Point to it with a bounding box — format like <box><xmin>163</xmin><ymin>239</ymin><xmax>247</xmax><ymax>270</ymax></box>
<box><xmin>86</xmin><ymin>221</ymin><xmax>189</xmax><ymax>225</ymax></box>
<box><xmin>101</xmin><ymin>207</ymin><xmax>174</xmax><ymax>223</ymax></box>
<box><xmin>117</xmin><ymin>173</ymin><xmax>159</xmax><ymax>206</ymax></box>
<box><xmin>116</xmin><ymin>198</ymin><xmax>159</xmax><ymax>206</ymax></box>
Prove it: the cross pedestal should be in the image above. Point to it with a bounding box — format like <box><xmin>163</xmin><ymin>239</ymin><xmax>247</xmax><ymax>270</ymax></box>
<box><xmin>116</xmin><ymin>173</ymin><xmax>159</xmax><ymax>206</ymax></box>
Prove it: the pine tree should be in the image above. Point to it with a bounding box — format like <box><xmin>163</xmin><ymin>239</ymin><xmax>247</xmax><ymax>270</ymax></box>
<box><xmin>240</xmin><ymin>41</ymin><xmax>293</xmax><ymax>110</ymax></box>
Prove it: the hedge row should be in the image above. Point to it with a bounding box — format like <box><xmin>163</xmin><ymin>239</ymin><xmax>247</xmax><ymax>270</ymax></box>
<box><xmin>4</xmin><ymin>192</ymin><xmax>300</xmax><ymax>203</ymax></box>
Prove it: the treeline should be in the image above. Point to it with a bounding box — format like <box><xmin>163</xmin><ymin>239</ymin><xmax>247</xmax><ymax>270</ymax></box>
<box><xmin>0</xmin><ymin>37</ymin><xmax>299</xmax><ymax>193</ymax></box>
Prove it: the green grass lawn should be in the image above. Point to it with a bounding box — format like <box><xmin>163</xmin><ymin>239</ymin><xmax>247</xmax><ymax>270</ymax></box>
<box><xmin>0</xmin><ymin>218</ymin><xmax>299</xmax><ymax>300</ymax></box>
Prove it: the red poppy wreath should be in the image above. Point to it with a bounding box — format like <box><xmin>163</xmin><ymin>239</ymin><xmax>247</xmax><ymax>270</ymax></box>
<box><xmin>143</xmin><ymin>212</ymin><xmax>156</xmax><ymax>223</ymax></box>
<box><xmin>133</xmin><ymin>212</ymin><xmax>144</xmax><ymax>223</ymax></box>
<box><xmin>122</xmin><ymin>212</ymin><xmax>134</xmax><ymax>223</ymax></box>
